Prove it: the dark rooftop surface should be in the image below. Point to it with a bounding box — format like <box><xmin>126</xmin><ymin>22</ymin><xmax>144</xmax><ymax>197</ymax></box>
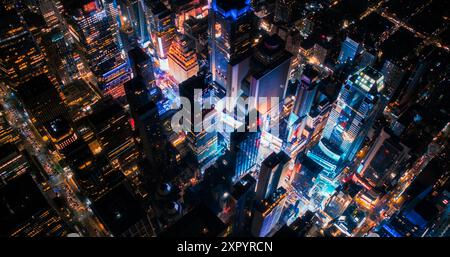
<box><xmin>0</xmin><ymin>6</ymin><xmax>23</xmax><ymax>37</ymax></box>
<box><xmin>89</xmin><ymin>99</ymin><xmax>125</xmax><ymax>127</ymax></box>
<box><xmin>16</xmin><ymin>75</ymin><xmax>54</xmax><ymax>100</ymax></box>
<box><xmin>44</xmin><ymin>116</ymin><xmax>72</xmax><ymax>139</ymax></box>
<box><xmin>231</xmin><ymin>174</ymin><xmax>256</xmax><ymax>200</ymax></box>
<box><xmin>0</xmin><ymin>173</ymin><xmax>50</xmax><ymax>235</ymax></box>
<box><xmin>161</xmin><ymin>203</ymin><xmax>226</xmax><ymax>237</ymax></box>
<box><xmin>262</xmin><ymin>151</ymin><xmax>289</xmax><ymax>170</ymax></box>
<box><xmin>92</xmin><ymin>183</ymin><xmax>145</xmax><ymax>236</ymax></box>
<box><xmin>0</xmin><ymin>143</ymin><xmax>19</xmax><ymax>162</ymax></box>
<box><xmin>252</xmin><ymin>35</ymin><xmax>293</xmax><ymax>79</ymax></box>
<box><xmin>179</xmin><ymin>74</ymin><xmax>208</xmax><ymax>100</ymax></box>
<box><xmin>406</xmin><ymin>154</ymin><xmax>448</xmax><ymax>199</ymax></box>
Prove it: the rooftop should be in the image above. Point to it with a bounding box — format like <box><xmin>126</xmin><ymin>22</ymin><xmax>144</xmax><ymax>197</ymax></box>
<box><xmin>161</xmin><ymin>203</ymin><xmax>226</xmax><ymax>237</ymax></box>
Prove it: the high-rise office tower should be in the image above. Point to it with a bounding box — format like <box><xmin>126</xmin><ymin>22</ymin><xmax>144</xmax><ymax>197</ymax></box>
<box><xmin>0</xmin><ymin>144</ymin><xmax>70</xmax><ymax>237</ymax></box>
<box><xmin>381</xmin><ymin>60</ymin><xmax>405</xmax><ymax>98</ymax></box>
<box><xmin>251</xmin><ymin>187</ymin><xmax>287</xmax><ymax>237</ymax></box>
<box><xmin>183</xmin><ymin>15</ymin><xmax>208</xmax><ymax>55</ymax></box>
<box><xmin>248</xmin><ymin>34</ymin><xmax>293</xmax><ymax>115</ymax></box>
<box><xmin>292</xmin><ymin>65</ymin><xmax>319</xmax><ymax>131</ymax></box>
<box><xmin>38</xmin><ymin>0</ymin><xmax>65</xmax><ymax>30</ymax></box>
<box><xmin>117</xmin><ymin>0</ymin><xmax>150</xmax><ymax>46</ymax></box>
<box><xmin>37</xmin><ymin>0</ymin><xmax>76</xmax><ymax>84</ymax></box>
<box><xmin>0</xmin><ymin>5</ymin><xmax>48</xmax><ymax>86</ymax></box>
<box><xmin>231</xmin><ymin>174</ymin><xmax>256</xmax><ymax>235</ymax></box>
<box><xmin>179</xmin><ymin>74</ymin><xmax>219</xmax><ymax>172</ymax></box>
<box><xmin>255</xmin><ymin>151</ymin><xmax>290</xmax><ymax>201</ymax></box>
<box><xmin>209</xmin><ymin>0</ymin><xmax>255</xmax><ymax>107</ymax></box>
<box><xmin>187</xmin><ymin>109</ymin><xmax>219</xmax><ymax>172</ymax></box>
<box><xmin>125</xmin><ymin>76</ymin><xmax>153</xmax><ymax>114</ymax></box>
<box><xmin>144</xmin><ymin>0</ymin><xmax>176</xmax><ymax>70</ymax></box>
<box><xmin>132</xmin><ymin>100</ymin><xmax>177</xmax><ymax>181</ymax></box>
<box><xmin>0</xmin><ymin>144</ymin><xmax>33</xmax><ymax>183</ymax></box>
<box><xmin>161</xmin><ymin>202</ymin><xmax>227</xmax><ymax>237</ymax></box>
<box><xmin>285</xmin><ymin>66</ymin><xmax>320</xmax><ymax>150</ymax></box>
<box><xmin>356</xmin><ymin>49</ymin><xmax>376</xmax><ymax>70</ymax></box>
<box><xmin>337</xmin><ymin>37</ymin><xmax>360</xmax><ymax>64</ymax></box>
<box><xmin>168</xmin><ymin>34</ymin><xmax>199</xmax><ymax>83</ymax></box>
<box><xmin>68</xmin><ymin>141</ymin><xmax>125</xmax><ymax>200</ymax></box>
<box><xmin>230</xmin><ymin>130</ymin><xmax>261</xmax><ymax>182</ymax></box>
<box><xmin>44</xmin><ymin>29</ymin><xmax>79</xmax><ymax>85</ymax></box>
<box><xmin>128</xmin><ymin>47</ymin><xmax>155</xmax><ymax>87</ymax></box>
<box><xmin>64</xmin><ymin>0</ymin><xmax>131</xmax><ymax>91</ymax></box>
<box><xmin>273</xmin><ymin>0</ymin><xmax>302</xmax><ymax>25</ymax></box>
<box><xmin>307</xmin><ymin>67</ymin><xmax>386</xmax><ymax>179</ymax></box>
<box><xmin>59</xmin><ymin>79</ymin><xmax>102</xmax><ymax>121</ymax></box>
<box><xmin>81</xmin><ymin>98</ymin><xmax>140</xmax><ymax>175</ymax></box>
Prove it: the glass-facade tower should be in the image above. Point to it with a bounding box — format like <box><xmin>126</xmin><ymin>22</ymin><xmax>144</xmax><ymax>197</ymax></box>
<box><xmin>307</xmin><ymin>67</ymin><xmax>386</xmax><ymax>179</ymax></box>
<box><xmin>209</xmin><ymin>0</ymin><xmax>255</xmax><ymax>93</ymax></box>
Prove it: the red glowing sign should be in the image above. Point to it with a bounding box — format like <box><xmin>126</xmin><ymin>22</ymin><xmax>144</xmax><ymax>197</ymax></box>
<box><xmin>129</xmin><ymin>118</ymin><xmax>135</xmax><ymax>130</ymax></box>
<box><xmin>83</xmin><ymin>1</ymin><xmax>98</xmax><ymax>13</ymax></box>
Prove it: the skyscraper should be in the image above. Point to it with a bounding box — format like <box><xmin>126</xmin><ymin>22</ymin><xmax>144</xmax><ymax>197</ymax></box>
<box><xmin>82</xmin><ymin>98</ymin><xmax>140</xmax><ymax>176</ymax></box>
<box><xmin>38</xmin><ymin>0</ymin><xmax>65</xmax><ymax>30</ymax></box>
<box><xmin>209</xmin><ymin>0</ymin><xmax>255</xmax><ymax>105</ymax></box>
<box><xmin>180</xmin><ymin>75</ymin><xmax>219</xmax><ymax>172</ymax></box>
<box><xmin>167</xmin><ymin>34</ymin><xmax>199</xmax><ymax>83</ymax></box>
<box><xmin>0</xmin><ymin>5</ymin><xmax>48</xmax><ymax>86</ymax></box>
<box><xmin>186</xmin><ymin>108</ymin><xmax>219</xmax><ymax>172</ymax></box>
<box><xmin>256</xmin><ymin>151</ymin><xmax>290</xmax><ymax>201</ymax></box>
<box><xmin>117</xmin><ymin>0</ymin><xmax>150</xmax><ymax>46</ymax></box>
<box><xmin>248</xmin><ymin>34</ymin><xmax>293</xmax><ymax>115</ymax></box>
<box><xmin>231</xmin><ymin>174</ymin><xmax>256</xmax><ymax>235</ymax></box>
<box><xmin>251</xmin><ymin>187</ymin><xmax>287</xmax><ymax>237</ymax></box>
<box><xmin>132</xmin><ymin>100</ymin><xmax>177</xmax><ymax>181</ymax></box>
<box><xmin>381</xmin><ymin>60</ymin><xmax>405</xmax><ymax>98</ymax></box>
<box><xmin>230</xmin><ymin>130</ymin><xmax>261</xmax><ymax>182</ymax></box>
<box><xmin>91</xmin><ymin>181</ymin><xmax>153</xmax><ymax>236</ymax></box>
<box><xmin>144</xmin><ymin>0</ymin><xmax>176</xmax><ymax>70</ymax></box>
<box><xmin>337</xmin><ymin>37</ymin><xmax>360</xmax><ymax>64</ymax></box>
<box><xmin>64</xmin><ymin>0</ymin><xmax>131</xmax><ymax>91</ymax></box>
<box><xmin>44</xmin><ymin>29</ymin><xmax>79</xmax><ymax>85</ymax></box>
<box><xmin>128</xmin><ymin>47</ymin><xmax>155</xmax><ymax>87</ymax></box>
<box><xmin>42</xmin><ymin>116</ymin><xmax>81</xmax><ymax>157</ymax></box>
<box><xmin>292</xmin><ymin>64</ymin><xmax>319</xmax><ymax>137</ymax></box>
<box><xmin>307</xmin><ymin>67</ymin><xmax>386</xmax><ymax>179</ymax></box>
<box><xmin>0</xmin><ymin>114</ymin><xmax>20</xmax><ymax>145</ymax></box>
<box><xmin>170</xmin><ymin>0</ymin><xmax>207</xmax><ymax>34</ymax></box>
<box><xmin>124</xmin><ymin>76</ymin><xmax>153</xmax><ymax>113</ymax></box>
